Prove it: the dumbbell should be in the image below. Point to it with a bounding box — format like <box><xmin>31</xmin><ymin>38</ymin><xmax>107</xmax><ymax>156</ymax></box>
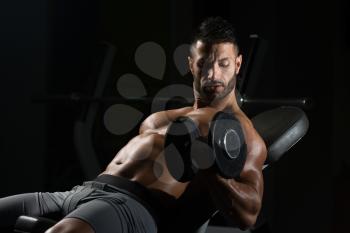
<box><xmin>164</xmin><ymin>111</ymin><xmax>247</xmax><ymax>182</ymax></box>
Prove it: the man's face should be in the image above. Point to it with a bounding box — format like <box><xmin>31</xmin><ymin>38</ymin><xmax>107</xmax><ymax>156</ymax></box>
<box><xmin>188</xmin><ymin>41</ymin><xmax>242</xmax><ymax>104</ymax></box>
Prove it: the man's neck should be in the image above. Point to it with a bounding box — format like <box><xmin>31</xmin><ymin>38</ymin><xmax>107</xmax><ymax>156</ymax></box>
<box><xmin>193</xmin><ymin>91</ymin><xmax>240</xmax><ymax>113</ymax></box>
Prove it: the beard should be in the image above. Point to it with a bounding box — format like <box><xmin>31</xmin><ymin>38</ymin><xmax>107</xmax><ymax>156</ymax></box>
<box><xmin>195</xmin><ymin>75</ymin><xmax>236</xmax><ymax>103</ymax></box>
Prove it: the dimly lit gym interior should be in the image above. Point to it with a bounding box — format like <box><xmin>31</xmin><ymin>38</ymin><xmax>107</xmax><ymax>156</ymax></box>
<box><xmin>1</xmin><ymin>0</ymin><xmax>349</xmax><ymax>232</ymax></box>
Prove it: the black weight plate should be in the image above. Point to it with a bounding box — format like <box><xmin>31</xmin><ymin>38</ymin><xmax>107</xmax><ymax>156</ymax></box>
<box><xmin>209</xmin><ymin>111</ymin><xmax>247</xmax><ymax>179</ymax></box>
<box><xmin>164</xmin><ymin>116</ymin><xmax>200</xmax><ymax>182</ymax></box>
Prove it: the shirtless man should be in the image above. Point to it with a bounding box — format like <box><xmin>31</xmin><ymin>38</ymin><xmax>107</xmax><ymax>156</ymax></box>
<box><xmin>0</xmin><ymin>17</ymin><xmax>266</xmax><ymax>233</ymax></box>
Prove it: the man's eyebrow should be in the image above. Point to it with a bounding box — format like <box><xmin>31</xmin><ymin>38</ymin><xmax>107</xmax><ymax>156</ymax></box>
<box><xmin>218</xmin><ymin>57</ymin><xmax>230</xmax><ymax>61</ymax></box>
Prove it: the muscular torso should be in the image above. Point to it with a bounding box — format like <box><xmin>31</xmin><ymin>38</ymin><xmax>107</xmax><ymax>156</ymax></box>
<box><xmin>101</xmin><ymin>107</ymin><xmax>193</xmax><ymax>199</ymax></box>
<box><xmin>100</xmin><ymin>106</ymin><xmax>262</xmax><ymax>206</ymax></box>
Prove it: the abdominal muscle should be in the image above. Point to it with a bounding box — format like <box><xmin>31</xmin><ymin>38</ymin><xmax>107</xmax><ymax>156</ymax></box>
<box><xmin>100</xmin><ymin>131</ymin><xmax>190</xmax><ymax>199</ymax></box>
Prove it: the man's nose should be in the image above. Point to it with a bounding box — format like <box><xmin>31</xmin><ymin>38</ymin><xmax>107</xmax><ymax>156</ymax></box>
<box><xmin>207</xmin><ymin>63</ymin><xmax>219</xmax><ymax>80</ymax></box>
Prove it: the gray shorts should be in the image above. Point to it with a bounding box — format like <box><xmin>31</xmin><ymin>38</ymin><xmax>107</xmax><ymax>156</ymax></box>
<box><xmin>65</xmin><ymin>181</ymin><xmax>157</xmax><ymax>233</ymax></box>
<box><xmin>0</xmin><ymin>179</ymin><xmax>157</xmax><ymax>233</ymax></box>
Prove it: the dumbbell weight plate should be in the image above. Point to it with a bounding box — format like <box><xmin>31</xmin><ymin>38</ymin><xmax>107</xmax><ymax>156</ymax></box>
<box><xmin>209</xmin><ymin>111</ymin><xmax>247</xmax><ymax>179</ymax></box>
<box><xmin>164</xmin><ymin>117</ymin><xmax>200</xmax><ymax>182</ymax></box>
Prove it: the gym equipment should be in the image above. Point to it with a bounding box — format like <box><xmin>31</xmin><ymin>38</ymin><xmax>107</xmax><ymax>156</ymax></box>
<box><xmin>13</xmin><ymin>105</ymin><xmax>309</xmax><ymax>233</ymax></box>
<box><xmin>12</xmin><ymin>35</ymin><xmax>311</xmax><ymax>233</ymax></box>
<box><xmin>164</xmin><ymin>111</ymin><xmax>247</xmax><ymax>182</ymax></box>
<box><xmin>209</xmin><ymin>111</ymin><xmax>247</xmax><ymax>179</ymax></box>
<box><xmin>164</xmin><ymin>116</ymin><xmax>201</xmax><ymax>182</ymax></box>
<box><xmin>14</xmin><ymin>216</ymin><xmax>56</xmax><ymax>233</ymax></box>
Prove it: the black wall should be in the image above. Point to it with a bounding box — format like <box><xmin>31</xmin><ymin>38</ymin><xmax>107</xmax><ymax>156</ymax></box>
<box><xmin>1</xmin><ymin>0</ymin><xmax>349</xmax><ymax>232</ymax></box>
<box><xmin>1</xmin><ymin>0</ymin><xmax>48</xmax><ymax>195</ymax></box>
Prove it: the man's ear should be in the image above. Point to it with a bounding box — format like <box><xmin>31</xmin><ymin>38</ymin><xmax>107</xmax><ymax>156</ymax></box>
<box><xmin>235</xmin><ymin>54</ymin><xmax>243</xmax><ymax>75</ymax></box>
<box><xmin>188</xmin><ymin>56</ymin><xmax>194</xmax><ymax>75</ymax></box>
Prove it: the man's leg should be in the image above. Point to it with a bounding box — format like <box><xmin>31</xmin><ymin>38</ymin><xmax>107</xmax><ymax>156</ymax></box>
<box><xmin>0</xmin><ymin>193</ymin><xmax>46</xmax><ymax>229</ymax></box>
<box><xmin>45</xmin><ymin>218</ymin><xmax>94</xmax><ymax>233</ymax></box>
<box><xmin>0</xmin><ymin>191</ymin><xmax>73</xmax><ymax>231</ymax></box>
<box><xmin>45</xmin><ymin>194</ymin><xmax>157</xmax><ymax>233</ymax></box>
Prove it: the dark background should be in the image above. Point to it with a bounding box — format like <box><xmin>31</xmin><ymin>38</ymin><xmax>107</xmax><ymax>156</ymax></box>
<box><xmin>1</xmin><ymin>0</ymin><xmax>349</xmax><ymax>232</ymax></box>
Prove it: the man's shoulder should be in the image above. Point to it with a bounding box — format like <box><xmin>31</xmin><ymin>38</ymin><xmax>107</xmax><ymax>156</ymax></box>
<box><xmin>236</xmin><ymin>111</ymin><xmax>266</xmax><ymax>158</ymax></box>
<box><xmin>139</xmin><ymin>107</ymin><xmax>193</xmax><ymax>133</ymax></box>
<box><xmin>148</xmin><ymin>107</ymin><xmax>194</xmax><ymax>120</ymax></box>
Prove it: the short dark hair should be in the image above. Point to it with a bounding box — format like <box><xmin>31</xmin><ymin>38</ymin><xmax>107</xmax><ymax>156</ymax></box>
<box><xmin>190</xmin><ymin>17</ymin><xmax>240</xmax><ymax>53</ymax></box>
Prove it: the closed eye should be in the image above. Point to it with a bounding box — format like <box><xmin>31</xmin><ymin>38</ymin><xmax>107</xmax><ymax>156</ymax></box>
<box><xmin>219</xmin><ymin>61</ymin><xmax>230</xmax><ymax>67</ymax></box>
<box><xmin>218</xmin><ymin>58</ymin><xmax>230</xmax><ymax>68</ymax></box>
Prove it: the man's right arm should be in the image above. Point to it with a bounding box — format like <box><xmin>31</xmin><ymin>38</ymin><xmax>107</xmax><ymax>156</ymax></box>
<box><xmin>139</xmin><ymin>108</ymin><xmax>192</xmax><ymax>135</ymax></box>
<box><xmin>139</xmin><ymin>113</ymin><xmax>158</xmax><ymax>134</ymax></box>
<box><xmin>138</xmin><ymin>110</ymin><xmax>172</xmax><ymax>134</ymax></box>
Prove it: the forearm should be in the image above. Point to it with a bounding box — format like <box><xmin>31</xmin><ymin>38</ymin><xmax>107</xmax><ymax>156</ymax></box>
<box><xmin>198</xmin><ymin>169</ymin><xmax>263</xmax><ymax>229</ymax></box>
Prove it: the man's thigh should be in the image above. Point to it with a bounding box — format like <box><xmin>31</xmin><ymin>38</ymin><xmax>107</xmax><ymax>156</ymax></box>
<box><xmin>0</xmin><ymin>190</ymin><xmax>73</xmax><ymax>228</ymax></box>
<box><xmin>0</xmin><ymin>193</ymin><xmax>49</xmax><ymax>227</ymax></box>
<box><xmin>65</xmin><ymin>195</ymin><xmax>157</xmax><ymax>233</ymax></box>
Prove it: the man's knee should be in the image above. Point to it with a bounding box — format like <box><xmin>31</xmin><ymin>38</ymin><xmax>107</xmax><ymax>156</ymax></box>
<box><xmin>45</xmin><ymin>218</ymin><xmax>94</xmax><ymax>233</ymax></box>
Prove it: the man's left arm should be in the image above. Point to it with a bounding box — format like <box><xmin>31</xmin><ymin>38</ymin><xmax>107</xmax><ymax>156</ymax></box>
<box><xmin>198</xmin><ymin>136</ymin><xmax>267</xmax><ymax>230</ymax></box>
